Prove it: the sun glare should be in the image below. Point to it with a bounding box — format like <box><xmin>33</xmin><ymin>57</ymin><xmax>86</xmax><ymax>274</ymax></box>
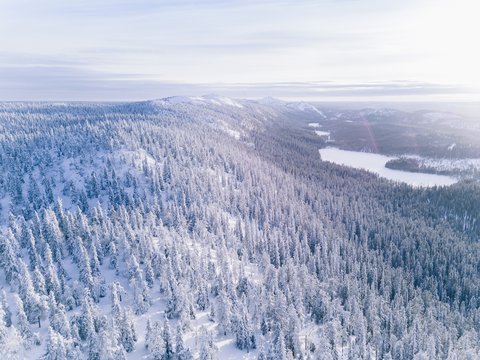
<box><xmin>406</xmin><ymin>0</ymin><xmax>480</xmax><ymax>89</ymax></box>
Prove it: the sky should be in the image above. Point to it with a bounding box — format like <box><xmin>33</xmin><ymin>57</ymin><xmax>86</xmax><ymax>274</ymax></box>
<box><xmin>1</xmin><ymin>0</ymin><xmax>480</xmax><ymax>101</ymax></box>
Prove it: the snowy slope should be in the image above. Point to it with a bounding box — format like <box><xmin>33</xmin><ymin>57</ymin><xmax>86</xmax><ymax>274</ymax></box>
<box><xmin>0</xmin><ymin>99</ymin><xmax>479</xmax><ymax>360</ymax></box>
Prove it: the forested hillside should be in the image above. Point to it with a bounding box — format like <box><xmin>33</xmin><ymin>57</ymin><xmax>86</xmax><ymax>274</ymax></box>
<box><xmin>0</xmin><ymin>98</ymin><xmax>479</xmax><ymax>359</ymax></box>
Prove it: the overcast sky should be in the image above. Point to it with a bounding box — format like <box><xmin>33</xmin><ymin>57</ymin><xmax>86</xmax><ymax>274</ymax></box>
<box><xmin>1</xmin><ymin>0</ymin><xmax>479</xmax><ymax>101</ymax></box>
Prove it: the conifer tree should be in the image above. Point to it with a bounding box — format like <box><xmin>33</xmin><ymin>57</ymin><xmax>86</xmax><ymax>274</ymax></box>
<box><xmin>44</xmin><ymin>327</ymin><xmax>67</xmax><ymax>360</ymax></box>
<box><xmin>175</xmin><ymin>324</ymin><xmax>192</xmax><ymax>360</ymax></box>
<box><xmin>14</xmin><ymin>295</ymin><xmax>33</xmax><ymax>348</ymax></box>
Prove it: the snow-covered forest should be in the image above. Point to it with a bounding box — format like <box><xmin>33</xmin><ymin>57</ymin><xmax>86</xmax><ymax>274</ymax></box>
<box><xmin>0</xmin><ymin>97</ymin><xmax>479</xmax><ymax>359</ymax></box>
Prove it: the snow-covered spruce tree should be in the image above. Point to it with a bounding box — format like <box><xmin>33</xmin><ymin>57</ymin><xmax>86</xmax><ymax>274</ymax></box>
<box><xmin>147</xmin><ymin>320</ymin><xmax>163</xmax><ymax>360</ymax></box>
<box><xmin>118</xmin><ymin>308</ymin><xmax>136</xmax><ymax>352</ymax></box>
<box><xmin>17</xmin><ymin>260</ymin><xmax>45</xmax><ymax>325</ymax></box>
<box><xmin>215</xmin><ymin>289</ymin><xmax>232</xmax><ymax>336</ymax></box>
<box><xmin>175</xmin><ymin>323</ymin><xmax>192</xmax><ymax>360</ymax></box>
<box><xmin>233</xmin><ymin>302</ymin><xmax>256</xmax><ymax>352</ymax></box>
<box><xmin>47</xmin><ymin>293</ymin><xmax>71</xmax><ymax>340</ymax></box>
<box><xmin>198</xmin><ymin>327</ymin><xmax>217</xmax><ymax>360</ymax></box>
<box><xmin>161</xmin><ymin>318</ymin><xmax>174</xmax><ymax>360</ymax></box>
<box><xmin>0</xmin><ymin>231</ymin><xmax>20</xmax><ymax>284</ymax></box>
<box><xmin>42</xmin><ymin>244</ymin><xmax>62</xmax><ymax>303</ymax></box>
<box><xmin>130</xmin><ymin>277</ymin><xmax>150</xmax><ymax>315</ymax></box>
<box><xmin>0</xmin><ymin>303</ymin><xmax>8</xmax><ymax>348</ymax></box>
<box><xmin>95</xmin><ymin>315</ymin><xmax>127</xmax><ymax>360</ymax></box>
<box><xmin>76</xmin><ymin>290</ymin><xmax>96</xmax><ymax>342</ymax></box>
<box><xmin>145</xmin><ymin>318</ymin><xmax>153</xmax><ymax>350</ymax></box>
<box><xmin>13</xmin><ymin>294</ymin><xmax>33</xmax><ymax>348</ymax></box>
<box><xmin>0</xmin><ymin>290</ymin><xmax>12</xmax><ymax>328</ymax></box>
<box><xmin>0</xmin><ymin>313</ymin><xmax>24</xmax><ymax>360</ymax></box>
<box><xmin>43</xmin><ymin>327</ymin><xmax>67</xmax><ymax>360</ymax></box>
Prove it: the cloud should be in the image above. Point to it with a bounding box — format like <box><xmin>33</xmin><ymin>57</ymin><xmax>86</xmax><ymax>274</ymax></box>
<box><xmin>1</xmin><ymin>65</ymin><xmax>476</xmax><ymax>101</ymax></box>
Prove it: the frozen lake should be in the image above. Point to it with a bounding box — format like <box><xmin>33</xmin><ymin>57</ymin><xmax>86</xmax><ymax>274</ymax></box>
<box><xmin>319</xmin><ymin>147</ymin><xmax>457</xmax><ymax>187</ymax></box>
